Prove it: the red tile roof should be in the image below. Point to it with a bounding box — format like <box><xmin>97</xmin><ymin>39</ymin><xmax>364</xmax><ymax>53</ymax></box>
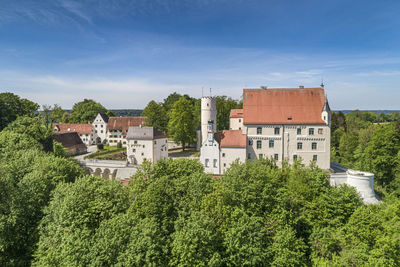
<box><xmin>218</xmin><ymin>130</ymin><xmax>246</xmax><ymax>148</ymax></box>
<box><xmin>53</xmin><ymin>123</ymin><xmax>93</xmax><ymax>134</ymax></box>
<box><xmin>107</xmin><ymin>117</ymin><xmax>146</xmax><ymax>134</ymax></box>
<box><xmin>230</xmin><ymin>109</ymin><xmax>243</xmax><ymax>118</ymax></box>
<box><xmin>243</xmin><ymin>87</ymin><xmax>326</xmax><ymax>125</ymax></box>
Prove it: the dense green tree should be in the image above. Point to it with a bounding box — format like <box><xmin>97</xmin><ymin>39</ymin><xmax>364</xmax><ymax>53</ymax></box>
<box><xmin>0</xmin><ymin>92</ymin><xmax>39</xmax><ymax>130</ymax></box>
<box><xmin>170</xmin><ymin>211</ymin><xmax>223</xmax><ymax>266</ymax></box>
<box><xmin>163</xmin><ymin>92</ymin><xmax>183</xmax><ymax>112</ymax></box>
<box><xmin>331</xmin><ymin>111</ymin><xmax>347</xmax><ymax>133</ymax></box>
<box><xmin>168</xmin><ymin>97</ymin><xmax>197</xmax><ymax>150</ymax></box>
<box><xmin>142</xmin><ymin>100</ymin><xmax>168</xmax><ymax>133</ymax></box>
<box><xmin>0</xmin><ymin>150</ymin><xmax>84</xmax><ymax>266</ymax></box>
<box><xmin>69</xmin><ymin>99</ymin><xmax>113</xmax><ymax>123</ymax></box>
<box><xmin>33</xmin><ymin>176</ymin><xmax>129</xmax><ymax>266</ymax></box>
<box><xmin>224</xmin><ymin>208</ymin><xmax>270</xmax><ymax>266</ymax></box>
<box><xmin>5</xmin><ymin>116</ymin><xmax>54</xmax><ymax>152</ymax></box>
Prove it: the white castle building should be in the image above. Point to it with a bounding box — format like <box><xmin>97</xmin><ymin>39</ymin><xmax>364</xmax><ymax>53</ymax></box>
<box><xmin>200</xmin><ymin>86</ymin><xmax>331</xmax><ymax>174</ymax></box>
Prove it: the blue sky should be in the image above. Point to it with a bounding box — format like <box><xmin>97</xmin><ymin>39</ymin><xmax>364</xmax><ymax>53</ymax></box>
<box><xmin>1</xmin><ymin>0</ymin><xmax>400</xmax><ymax>109</ymax></box>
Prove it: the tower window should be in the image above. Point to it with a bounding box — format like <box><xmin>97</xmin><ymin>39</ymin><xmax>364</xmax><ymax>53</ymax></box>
<box><xmin>313</xmin><ymin>155</ymin><xmax>318</xmax><ymax>161</ymax></box>
<box><xmin>274</xmin><ymin>154</ymin><xmax>279</xmax><ymax>160</ymax></box>
<box><xmin>222</xmin><ymin>153</ymin><xmax>225</xmax><ymax>157</ymax></box>
<box><xmin>248</xmin><ymin>153</ymin><xmax>251</xmax><ymax>159</ymax></box>
<box><xmin>318</xmin><ymin>128</ymin><xmax>323</xmax><ymax>134</ymax></box>
<box><xmin>297</xmin><ymin>128</ymin><xmax>301</xmax><ymax>135</ymax></box>
<box><xmin>213</xmin><ymin>159</ymin><xmax>217</xmax><ymax>168</ymax></box>
<box><xmin>293</xmin><ymin>155</ymin><xmax>297</xmax><ymax>160</ymax></box>
<box><xmin>205</xmin><ymin>159</ymin><xmax>209</xmax><ymax>167</ymax></box>
<box><xmin>309</xmin><ymin>128</ymin><xmax>314</xmax><ymax>135</ymax></box>
<box><xmin>239</xmin><ymin>119</ymin><xmax>241</xmax><ymax>122</ymax></box>
<box><xmin>274</xmin><ymin>127</ymin><xmax>280</xmax><ymax>135</ymax></box>
<box><xmin>257</xmin><ymin>127</ymin><xmax>262</xmax><ymax>134</ymax></box>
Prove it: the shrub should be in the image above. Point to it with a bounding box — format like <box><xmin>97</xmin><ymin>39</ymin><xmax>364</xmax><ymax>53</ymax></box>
<box><xmin>97</xmin><ymin>143</ymin><xmax>104</xmax><ymax>150</ymax></box>
<box><xmin>117</xmin><ymin>141</ymin><xmax>122</xmax><ymax>148</ymax></box>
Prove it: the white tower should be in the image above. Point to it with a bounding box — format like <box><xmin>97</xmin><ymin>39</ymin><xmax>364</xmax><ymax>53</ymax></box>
<box><xmin>201</xmin><ymin>96</ymin><xmax>217</xmax><ymax>144</ymax></box>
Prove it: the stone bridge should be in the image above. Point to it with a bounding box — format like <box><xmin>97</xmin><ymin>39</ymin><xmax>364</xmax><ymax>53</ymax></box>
<box><xmin>79</xmin><ymin>159</ymin><xmax>137</xmax><ymax>180</ymax></box>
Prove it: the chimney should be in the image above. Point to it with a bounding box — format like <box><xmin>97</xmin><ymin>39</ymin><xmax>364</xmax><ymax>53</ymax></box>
<box><xmin>260</xmin><ymin>86</ymin><xmax>268</xmax><ymax>89</ymax></box>
<box><xmin>299</xmin><ymin>85</ymin><xmax>304</xmax><ymax>89</ymax></box>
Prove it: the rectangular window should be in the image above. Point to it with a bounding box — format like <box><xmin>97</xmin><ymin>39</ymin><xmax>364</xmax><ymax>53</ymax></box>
<box><xmin>257</xmin><ymin>127</ymin><xmax>262</xmax><ymax>134</ymax></box>
<box><xmin>143</xmin><ymin>145</ymin><xmax>145</xmax><ymax>148</ymax></box>
<box><xmin>297</xmin><ymin>128</ymin><xmax>301</xmax><ymax>135</ymax></box>
<box><xmin>101</xmin><ymin>130</ymin><xmax>103</xmax><ymax>133</ymax></box>
<box><xmin>309</xmin><ymin>128</ymin><xmax>314</xmax><ymax>135</ymax></box>
<box><xmin>259</xmin><ymin>154</ymin><xmax>263</xmax><ymax>159</ymax></box>
<box><xmin>248</xmin><ymin>140</ymin><xmax>253</xmax><ymax>146</ymax></box>
<box><xmin>313</xmin><ymin>155</ymin><xmax>318</xmax><ymax>161</ymax></box>
<box><xmin>132</xmin><ymin>149</ymin><xmax>136</xmax><ymax>152</ymax></box>
<box><xmin>205</xmin><ymin>159</ymin><xmax>209</xmax><ymax>167</ymax></box>
<box><xmin>257</xmin><ymin>140</ymin><xmax>262</xmax><ymax>149</ymax></box>
<box><xmin>297</xmin><ymin>142</ymin><xmax>303</xmax><ymax>150</ymax></box>
<box><xmin>239</xmin><ymin>119</ymin><xmax>241</xmax><ymax>122</ymax></box>
<box><xmin>141</xmin><ymin>152</ymin><xmax>144</xmax><ymax>156</ymax></box>
<box><xmin>312</xmin><ymin>142</ymin><xmax>317</xmax><ymax>150</ymax></box>
<box><xmin>154</xmin><ymin>141</ymin><xmax>157</xmax><ymax>144</ymax></box>
<box><xmin>274</xmin><ymin>127</ymin><xmax>280</xmax><ymax>135</ymax></box>
<box><xmin>222</xmin><ymin>153</ymin><xmax>225</xmax><ymax>157</ymax></box>
<box><xmin>213</xmin><ymin>159</ymin><xmax>217</xmax><ymax>168</ymax></box>
<box><xmin>293</xmin><ymin>155</ymin><xmax>298</xmax><ymax>160</ymax></box>
<box><xmin>269</xmin><ymin>140</ymin><xmax>274</xmax><ymax>148</ymax></box>
<box><xmin>318</xmin><ymin>128</ymin><xmax>323</xmax><ymax>134</ymax></box>
<box><xmin>274</xmin><ymin>154</ymin><xmax>279</xmax><ymax>160</ymax></box>
<box><xmin>248</xmin><ymin>153</ymin><xmax>251</xmax><ymax>160</ymax></box>
<box><xmin>101</xmin><ymin>125</ymin><xmax>103</xmax><ymax>128</ymax></box>
<box><xmin>224</xmin><ymin>163</ymin><xmax>226</xmax><ymax>167</ymax></box>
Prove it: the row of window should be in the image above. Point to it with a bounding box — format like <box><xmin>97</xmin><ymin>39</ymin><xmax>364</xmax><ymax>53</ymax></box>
<box><xmin>250</xmin><ymin>140</ymin><xmax>318</xmax><ymax>150</ymax></box>
<box><xmin>249</xmin><ymin>153</ymin><xmax>318</xmax><ymax>161</ymax></box>
<box><xmin>109</xmin><ymin>140</ymin><xmax>127</xmax><ymax>144</ymax></box>
<box><xmin>256</xmin><ymin>127</ymin><xmax>323</xmax><ymax>135</ymax></box>
<box><xmin>95</xmin><ymin>124</ymin><xmax>104</xmax><ymax>128</ymax></box>
<box><xmin>204</xmin><ymin>158</ymin><xmax>218</xmax><ymax>168</ymax></box>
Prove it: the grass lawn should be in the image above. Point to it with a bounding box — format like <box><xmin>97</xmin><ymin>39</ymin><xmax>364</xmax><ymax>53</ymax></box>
<box><xmin>85</xmin><ymin>145</ymin><xmax>127</xmax><ymax>160</ymax></box>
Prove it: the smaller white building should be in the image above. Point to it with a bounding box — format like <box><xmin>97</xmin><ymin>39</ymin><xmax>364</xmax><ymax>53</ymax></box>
<box><xmin>126</xmin><ymin>126</ymin><xmax>168</xmax><ymax>165</ymax></box>
<box><xmin>92</xmin><ymin>113</ymin><xmax>109</xmax><ymax>144</ymax></box>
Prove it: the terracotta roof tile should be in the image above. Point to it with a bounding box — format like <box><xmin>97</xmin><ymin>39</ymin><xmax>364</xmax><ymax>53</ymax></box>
<box><xmin>243</xmin><ymin>87</ymin><xmax>326</xmax><ymax>125</ymax></box>
<box><xmin>53</xmin><ymin>123</ymin><xmax>93</xmax><ymax>134</ymax></box>
<box><xmin>230</xmin><ymin>109</ymin><xmax>243</xmax><ymax>118</ymax></box>
<box><xmin>107</xmin><ymin>117</ymin><xmax>146</xmax><ymax>134</ymax></box>
<box><xmin>219</xmin><ymin>130</ymin><xmax>246</xmax><ymax>148</ymax></box>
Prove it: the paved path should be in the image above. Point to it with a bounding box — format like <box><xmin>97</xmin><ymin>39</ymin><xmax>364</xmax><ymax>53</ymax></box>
<box><xmin>73</xmin><ymin>145</ymin><xmax>97</xmax><ymax>161</ymax></box>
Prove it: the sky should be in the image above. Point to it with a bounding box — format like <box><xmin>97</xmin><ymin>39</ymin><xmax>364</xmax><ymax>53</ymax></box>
<box><xmin>1</xmin><ymin>0</ymin><xmax>400</xmax><ymax>109</ymax></box>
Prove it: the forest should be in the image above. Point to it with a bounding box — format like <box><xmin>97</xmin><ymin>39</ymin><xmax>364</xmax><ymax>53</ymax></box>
<box><xmin>1</xmin><ymin>92</ymin><xmax>400</xmax><ymax>266</ymax></box>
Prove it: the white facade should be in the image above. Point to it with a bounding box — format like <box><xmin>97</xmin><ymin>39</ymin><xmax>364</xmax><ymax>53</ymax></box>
<box><xmin>245</xmin><ymin>124</ymin><xmax>330</xmax><ymax>169</ymax></box>
<box><xmin>107</xmin><ymin>129</ymin><xmax>127</xmax><ymax>146</ymax></box>
<box><xmin>92</xmin><ymin>113</ymin><xmax>108</xmax><ymax>143</ymax></box>
<box><xmin>229</xmin><ymin>117</ymin><xmax>244</xmax><ymax>130</ymax></box>
<box><xmin>220</xmin><ymin>147</ymin><xmax>246</xmax><ymax>173</ymax></box>
<box><xmin>126</xmin><ymin>126</ymin><xmax>168</xmax><ymax>165</ymax></box>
